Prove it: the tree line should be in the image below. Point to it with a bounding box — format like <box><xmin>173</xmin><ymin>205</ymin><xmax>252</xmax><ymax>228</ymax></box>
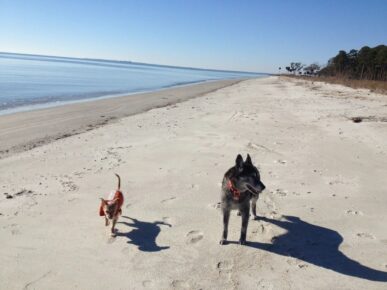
<box><xmin>284</xmin><ymin>63</ymin><xmax>320</xmax><ymax>75</ymax></box>
<box><xmin>319</xmin><ymin>45</ymin><xmax>387</xmax><ymax>81</ymax></box>
<box><xmin>284</xmin><ymin>45</ymin><xmax>387</xmax><ymax>81</ymax></box>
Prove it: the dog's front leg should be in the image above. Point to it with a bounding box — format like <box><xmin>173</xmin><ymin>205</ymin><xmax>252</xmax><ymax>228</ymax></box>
<box><xmin>220</xmin><ymin>206</ymin><xmax>230</xmax><ymax>245</ymax></box>
<box><xmin>239</xmin><ymin>205</ymin><xmax>250</xmax><ymax>245</ymax></box>
<box><xmin>111</xmin><ymin>218</ymin><xmax>117</xmax><ymax>236</ymax></box>
<box><xmin>251</xmin><ymin>196</ymin><xmax>258</xmax><ymax>219</ymax></box>
<box><xmin>105</xmin><ymin>216</ymin><xmax>109</xmax><ymax>226</ymax></box>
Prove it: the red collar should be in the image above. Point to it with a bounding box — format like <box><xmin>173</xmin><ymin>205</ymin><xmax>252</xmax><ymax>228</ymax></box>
<box><xmin>227</xmin><ymin>179</ymin><xmax>241</xmax><ymax>201</ymax></box>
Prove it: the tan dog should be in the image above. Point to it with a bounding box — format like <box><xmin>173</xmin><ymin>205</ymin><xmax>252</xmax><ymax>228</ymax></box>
<box><xmin>99</xmin><ymin>174</ymin><xmax>124</xmax><ymax>236</ymax></box>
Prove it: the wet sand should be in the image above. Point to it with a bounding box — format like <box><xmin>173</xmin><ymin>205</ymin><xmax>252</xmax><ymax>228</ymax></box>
<box><xmin>0</xmin><ymin>79</ymin><xmax>243</xmax><ymax>158</ymax></box>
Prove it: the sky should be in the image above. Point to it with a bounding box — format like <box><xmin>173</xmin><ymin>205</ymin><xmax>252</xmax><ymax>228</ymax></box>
<box><xmin>0</xmin><ymin>0</ymin><xmax>386</xmax><ymax>73</ymax></box>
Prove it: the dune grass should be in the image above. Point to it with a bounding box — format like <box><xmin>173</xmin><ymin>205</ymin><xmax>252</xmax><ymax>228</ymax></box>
<box><xmin>282</xmin><ymin>75</ymin><xmax>387</xmax><ymax>94</ymax></box>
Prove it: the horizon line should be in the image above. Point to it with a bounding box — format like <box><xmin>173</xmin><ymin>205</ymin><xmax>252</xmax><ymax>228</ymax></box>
<box><xmin>0</xmin><ymin>51</ymin><xmax>269</xmax><ymax>76</ymax></box>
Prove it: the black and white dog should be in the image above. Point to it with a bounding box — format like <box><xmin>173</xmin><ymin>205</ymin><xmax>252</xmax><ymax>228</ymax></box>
<box><xmin>220</xmin><ymin>154</ymin><xmax>266</xmax><ymax>245</ymax></box>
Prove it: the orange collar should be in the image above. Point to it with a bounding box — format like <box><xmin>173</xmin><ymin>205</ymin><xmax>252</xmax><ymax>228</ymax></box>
<box><xmin>227</xmin><ymin>179</ymin><xmax>240</xmax><ymax>201</ymax></box>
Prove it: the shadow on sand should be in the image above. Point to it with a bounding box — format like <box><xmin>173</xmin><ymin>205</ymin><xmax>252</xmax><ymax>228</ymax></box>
<box><xmin>230</xmin><ymin>215</ymin><xmax>387</xmax><ymax>281</ymax></box>
<box><xmin>116</xmin><ymin>216</ymin><xmax>171</xmax><ymax>252</ymax></box>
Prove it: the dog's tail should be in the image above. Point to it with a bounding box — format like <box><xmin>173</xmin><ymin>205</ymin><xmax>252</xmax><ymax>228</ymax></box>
<box><xmin>115</xmin><ymin>173</ymin><xmax>121</xmax><ymax>190</ymax></box>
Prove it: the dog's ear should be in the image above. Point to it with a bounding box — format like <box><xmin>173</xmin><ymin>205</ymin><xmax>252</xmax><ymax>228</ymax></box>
<box><xmin>245</xmin><ymin>154</ymin><xmax>253</xmax><ymax>166</ymax></box>
<box><xmin>235</xmin><ymin>154</ymin><xmax>244</xmax><ymax>172</ymax></box>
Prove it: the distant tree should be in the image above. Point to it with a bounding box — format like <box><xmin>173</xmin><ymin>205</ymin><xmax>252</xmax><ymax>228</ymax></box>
<box><xmin>285</xmin><ymin>62</ymin><xmax>303</xmax><ymax>75</ymax></box>
<box><xmin>290</xmin><ymin>62</ymin><xmax>303</xmax><ymax>74</ymax></box>
<box><xmin>304</xmin><ymin>63</ymin><xmax>320</xmax><ymax>75</ymax></box>
<box><xmin>358</xmin><ymin>46</ymin><xmax>371</xmax><ymax>79</ymax></box>
<box><xmin>375</xmin><ymin>45</ymin><xmax>387</xmax><ymax>80</ymax></box>
<box><xmin>319</xmin><ymin>45</ymin><xmax>387</xmax><ymax>81</ymax></box>
<box><xmin>333</xmin><ymin>50</ymin><xmax>349</xmax><ymax>74</ymax></box>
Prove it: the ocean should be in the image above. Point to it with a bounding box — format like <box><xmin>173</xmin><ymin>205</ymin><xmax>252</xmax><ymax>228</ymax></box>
<box><xmin>0</xmin><ymin>52</ymin><xmax>264</xmax><ymax>115</ymax></box>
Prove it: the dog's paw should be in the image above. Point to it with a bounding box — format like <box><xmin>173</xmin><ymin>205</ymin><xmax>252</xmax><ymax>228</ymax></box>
<box><xmin>219</xmin><ymin>239</ymin><xmax>228</xmax><ymax>245</ymax></box>
<box><xmin>110</xmin><ymin>228</ymin><xmax>118</xmax><ymax>237</ymax></box>
<box><xmin>252</xmin><ymin>215</ymin><xmax>260</xmax><ymax>220</ymax></box>
<box><xmin>239</xmin><ymin>239</ymin><xmax>247</xmax><ymax>245</ymax></box>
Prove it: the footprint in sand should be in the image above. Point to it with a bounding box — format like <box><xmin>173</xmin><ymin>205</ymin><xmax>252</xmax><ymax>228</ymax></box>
<box><xmin>297</xmin><ymin>263</ymin><xmax>309</xmax><ymax>269</ymax></box>
<box><xmin>107</xmin><ymin>236</ymin><xmax>116</xmax><ymax>244</ymax></box>
<box><xmin>161</xmin><ymin>197</ymin><xmax>176</xmax><ymax>203</ymax></box>
<box><xmin>209</xmin><ymin>202</ymin><xmax>221</xmax><ymax>209</ymax></box>
<box><xmin>273</xmin><ymin>188</ymin><xmax>288</xmax><ymax>197</ymax></box>
<box><xmin>356</xmin><ymin>232</ymin><xmax>375</xmax><ymax>239</ymax></box>
<box><xmin>186</xmin><ymin>231</ymin><xmax>204</xmax><ymax>244</ymax></box>
<box><xmin>247</xmin><ymin>142</ymin><xmax>275</xmax><ymax>154</ymax></box>
<box><xmin>67</xmin><ymin>198</ymin><xmax>78</xmax><ymax>203</ymax></box>
<box><xmin>23</xmin><ymin>271</ymin><xmax>52</xmax><ymax>290</ymax></box>
<box><xmin>218</xmin><ymin>261</ymin><xmax>233</xmax><ymax>272</ymax></box>
<box><xmin>171</xmin><ymin>280</ymin><xmax>189</xmax><ymax>289</ymax></box>
<box><xmin>216</xmin><ymin>260</ymin><xmax>234</xmax><ymax>278</ymax></box>
<box><xmin>62</xmin><ymin>181</ymin><xmax>78</xmax><ymax>192</ymax></box>
<box><xmin>345</xmin><ymin>209</ymin><xmax>363</xmax><ymax>215</ymax></box>
<box><xmin>10</xmin><ymin>225</ymin><xmax>20</xmax><ymax>235</ymax></box>
<box><xmin>142</xmin><ymin>280</ymin><xmax>154</xmax><ymax>288</ymax></box>
<box><xmin>162</xmin><ymin>217</ymin><xmax>173</xmax><ymax>225</ymax></box>
<box><xmin>251</xmin><ymin>224</ymin><xmax>266</xmax><ymax>235</ymax></box>
<box><xmin>120</xmin><ymin>247</ymin><xmax>130</xmax><ymax>254</ymax></box>
<box><xmin>59</xmin><ymin>176</ymin><xmax>78</xmax><ymax>192</ymax></box>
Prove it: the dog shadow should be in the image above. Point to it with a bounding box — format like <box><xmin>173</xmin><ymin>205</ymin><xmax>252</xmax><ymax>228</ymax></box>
<box><xmin>234</xmin><ymin>215</ymin><xmax>387</xmax><ymax>281</ymax></box>
<box><xmin>116</xmin><ymin>216</ymin><xmax>171</xmax><ymax>252</ymax></box>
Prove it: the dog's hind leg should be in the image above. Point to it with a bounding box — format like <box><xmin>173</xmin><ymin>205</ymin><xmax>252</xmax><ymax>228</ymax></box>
<box><xmin>220</xmin><ymin>206</ymin><xmax>230</xmax><ymax>245</ymax></box>
<box><xmin>239</xmin><ymin>205</ymin><xmax>250</xmax><ymax>245</ymax></box>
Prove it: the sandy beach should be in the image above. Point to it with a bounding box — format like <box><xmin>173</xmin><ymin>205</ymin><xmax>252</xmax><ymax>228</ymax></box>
<box><xmin>1</xmin><ymin>76</ymin><xmax>387</xmax><ymax>289</ymax></box>
<box><xmin>0</xmin><ymin>79</ymin><xmax>242</xmax><ymax>159</ymax></box>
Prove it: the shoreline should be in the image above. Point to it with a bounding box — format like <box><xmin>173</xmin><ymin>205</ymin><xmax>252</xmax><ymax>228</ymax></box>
<box><xmin>0</xmin><ymin>78</ymin><xmax>253</xmax><ymax>117</ymax></box>
<box><xmin>0</xmin><ymin>78</ymin><xmax>245</xmax><ymax>159</ymax></box>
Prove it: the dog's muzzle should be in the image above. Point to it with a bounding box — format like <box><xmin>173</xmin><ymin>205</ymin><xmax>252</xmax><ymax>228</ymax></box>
<box><xmin>246</xmin><ymin>183</ymin><xmax>265</xmax><ymax>195</ymax></box>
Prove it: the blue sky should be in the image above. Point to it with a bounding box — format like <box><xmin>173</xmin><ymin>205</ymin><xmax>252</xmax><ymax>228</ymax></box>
<box><xmin>0</xmin><ymin>0</ymin><xmax>386</xmax><ymax>73</ymax></box>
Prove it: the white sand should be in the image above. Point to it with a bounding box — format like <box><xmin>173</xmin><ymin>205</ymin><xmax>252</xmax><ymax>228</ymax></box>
<box><xmin>0</xmin><ymin>79</ymin><xmax>241</xmax><ymax>159</ymax></box>
<box><xmin>1</xmin><ymin>77</ymin><xmax>387</xmax><ymax>289</ymax></box>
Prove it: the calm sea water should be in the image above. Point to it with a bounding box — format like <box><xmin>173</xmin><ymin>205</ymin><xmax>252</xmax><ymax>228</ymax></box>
<box><xmin>0</xmin><ymin>52</ymin><xmax>264</xmax><ymax>114</ymax></box>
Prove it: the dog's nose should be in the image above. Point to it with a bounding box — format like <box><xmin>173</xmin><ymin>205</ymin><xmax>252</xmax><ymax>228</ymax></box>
<box><xmin>260</xmin><ymin>182</ymin><xmax>266</xmax><ymax>191</ymax></box>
